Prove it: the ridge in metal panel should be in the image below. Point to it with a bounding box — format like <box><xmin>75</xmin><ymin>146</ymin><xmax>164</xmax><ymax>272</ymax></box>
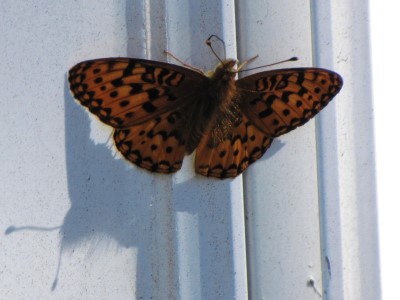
<box><xmin>236</xmin><ymin>0</ymin><xmax>325</xmax><ymax>299</ymax></box>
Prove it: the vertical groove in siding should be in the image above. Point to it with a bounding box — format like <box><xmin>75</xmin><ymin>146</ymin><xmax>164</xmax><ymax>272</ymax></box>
<box><xmin>312</xmin><ymin>0</ymin><xmax>380</xmax><ymax>299</ymax></box>
<box><xmin>165</xmin><ymin>1</ymin><xmax>248</xmax><ymax>299</ymax></box>
<box><xmin>236</xmin><ymin>1</ymin><xmax>323</xmax><ymax>299</ymax></box>
<box><xmin>311</xmin><ymin>1</ymin><xmax>345</xmax><ymax>299</ymax></box>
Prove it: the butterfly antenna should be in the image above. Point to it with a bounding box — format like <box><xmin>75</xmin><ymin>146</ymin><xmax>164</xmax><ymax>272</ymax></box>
<box><xmin>237</xmin><ymin>55</ymin><xmax>259</xmax><ymax>71</ymax></box>
<box><xmin>164</xmin><ymin>50</ymin><xmax>204</xmax><ymax>74</ymax></box>
<box><xmin>206</xmin><ymin>35</ymin><xmax>226</xmax><ymax>64</ymax></box>
<box><xmin>239</xmin><ymin>56</ymin><xmax>298</xmax><ymax>72</ymax></box>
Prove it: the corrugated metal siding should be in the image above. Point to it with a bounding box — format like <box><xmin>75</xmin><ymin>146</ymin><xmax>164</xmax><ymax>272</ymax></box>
<box><xmin>239</xmin><ymin>0</ymin><xmax>380</xmax><ymax>299</ymax></box>
<box><xmin>0</xmin><ymin>0</ymin><xmax>379</xmax><ymax>299</ymax></box>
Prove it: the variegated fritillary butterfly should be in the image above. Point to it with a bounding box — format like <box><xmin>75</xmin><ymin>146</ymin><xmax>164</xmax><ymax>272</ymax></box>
<box><xmin>68</xmin><ymin>36</ymin><xmax>342</xmax><ymax>179</ymax></box>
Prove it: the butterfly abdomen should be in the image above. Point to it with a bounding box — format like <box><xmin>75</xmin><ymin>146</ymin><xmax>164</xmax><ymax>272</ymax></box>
<box><xmin>204</xmin><ymin>60</ymin><xmax>240</xmax><ymax>147</ymax></box>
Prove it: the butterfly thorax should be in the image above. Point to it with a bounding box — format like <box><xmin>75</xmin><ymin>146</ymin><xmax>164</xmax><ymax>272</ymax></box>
<box><xmin>207</xmin><ymin>59</ymin><xmax>237</xmax><ymax>108</ymax></box>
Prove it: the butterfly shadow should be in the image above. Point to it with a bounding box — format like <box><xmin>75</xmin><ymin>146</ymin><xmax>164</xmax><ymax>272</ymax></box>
<box><xmin>63</xmin><ymin>74</ymin><xmax>239</xmax><ymax>297</ymax></box>
<box><xmin>3</xmin><ymin>78</ymin><xmax>165</xmax><ymax>292</ymax></box>
<box><xmin>4</xmin><ymin>78</ymin><xmax>151</xmax><ymax>291</ymax></box>
<box><xmin>62</xmin><ymin>76</ymin><xmax>173</xmax><ymax>291</ymax></box>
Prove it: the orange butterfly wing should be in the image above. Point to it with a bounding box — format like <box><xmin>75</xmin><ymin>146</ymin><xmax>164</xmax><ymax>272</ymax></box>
<box><xmin>113</xmin><ymin>109</ymin><xmax>187</xmax><ymax>173</ymax></box>
<box><xmin>195</xmin><ymin>112</ymin><xmax>273</xmax><ymax>178</ymax></box>
<box><xmin>238</xmin><ymin>68</ymin><xmax>343</xmax><ymax>137</ymax></box>
<box><xmin>69</xmin><ymin>58</ymin><xmax>208</xmax><ymax>173</ymax></box>
<box><xmin>195</xmin><ymin>68</ymin><xmax>342</xmax><ymax>178</ymax></box>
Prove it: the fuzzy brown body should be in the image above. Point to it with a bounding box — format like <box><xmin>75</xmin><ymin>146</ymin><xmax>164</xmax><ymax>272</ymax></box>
<box><xmin>68</xmin><ymin>57</ymin><xmax>343</xmax><ymax>178</ymax></box>
<box><xmin>182</xmin><ymin>59</ymin><xmax>239</xmax><ymax>153</ymax></box>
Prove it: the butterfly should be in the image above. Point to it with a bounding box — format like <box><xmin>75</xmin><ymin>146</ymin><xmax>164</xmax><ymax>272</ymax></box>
<box><xmin>68</xmin><ymin>36</ymin><xmax>342</xmax><ymax>179</ymax></box>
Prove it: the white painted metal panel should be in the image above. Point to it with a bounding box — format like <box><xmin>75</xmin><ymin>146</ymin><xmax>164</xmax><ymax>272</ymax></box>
<box><xmin>0</xmin><ymin>0</ymin><xmax>380</xmax><ymax>299</ymax></box>
<box><xmin>0</xmin><ymin>0</ymin><xmax>247</xmax><ymax>299</ymax></box>
<box><xmin>316</xmin><ymin>1</ymin><xmax>380</xmax><ymax>299</ymax></box>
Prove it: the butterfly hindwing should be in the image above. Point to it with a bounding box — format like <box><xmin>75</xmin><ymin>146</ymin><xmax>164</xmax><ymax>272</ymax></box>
<box><xmin>237</xmin><ymin>68</ymin><xmax>343</xmax><ymax>137</ymax></box>
<box><xmin>113</xmin><ymin>108</ymin><xmax>187</xmax><ymax>173</ymax></box>
<box><xmin>195</xmin><ymin>112</ymin><xmax>273</xmax><ymax>178</ymax></box>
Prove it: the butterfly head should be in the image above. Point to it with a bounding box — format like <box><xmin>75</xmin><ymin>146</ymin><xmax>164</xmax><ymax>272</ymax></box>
<box><xmin>207</xmin><ymin>59</ymin><xmax>238</xmax><ymax>81</ymax></box>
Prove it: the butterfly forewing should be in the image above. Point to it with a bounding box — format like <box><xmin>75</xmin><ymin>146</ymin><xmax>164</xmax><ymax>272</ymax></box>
<box><xmin>68</xmin><ymin>58</ymin><xmax>207</xmax><ymax>128</ymax></box>
<box><xmin>238</xmin><ymin>68</ymin><xmax>343</xmax><ymax>137</ymax></box>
